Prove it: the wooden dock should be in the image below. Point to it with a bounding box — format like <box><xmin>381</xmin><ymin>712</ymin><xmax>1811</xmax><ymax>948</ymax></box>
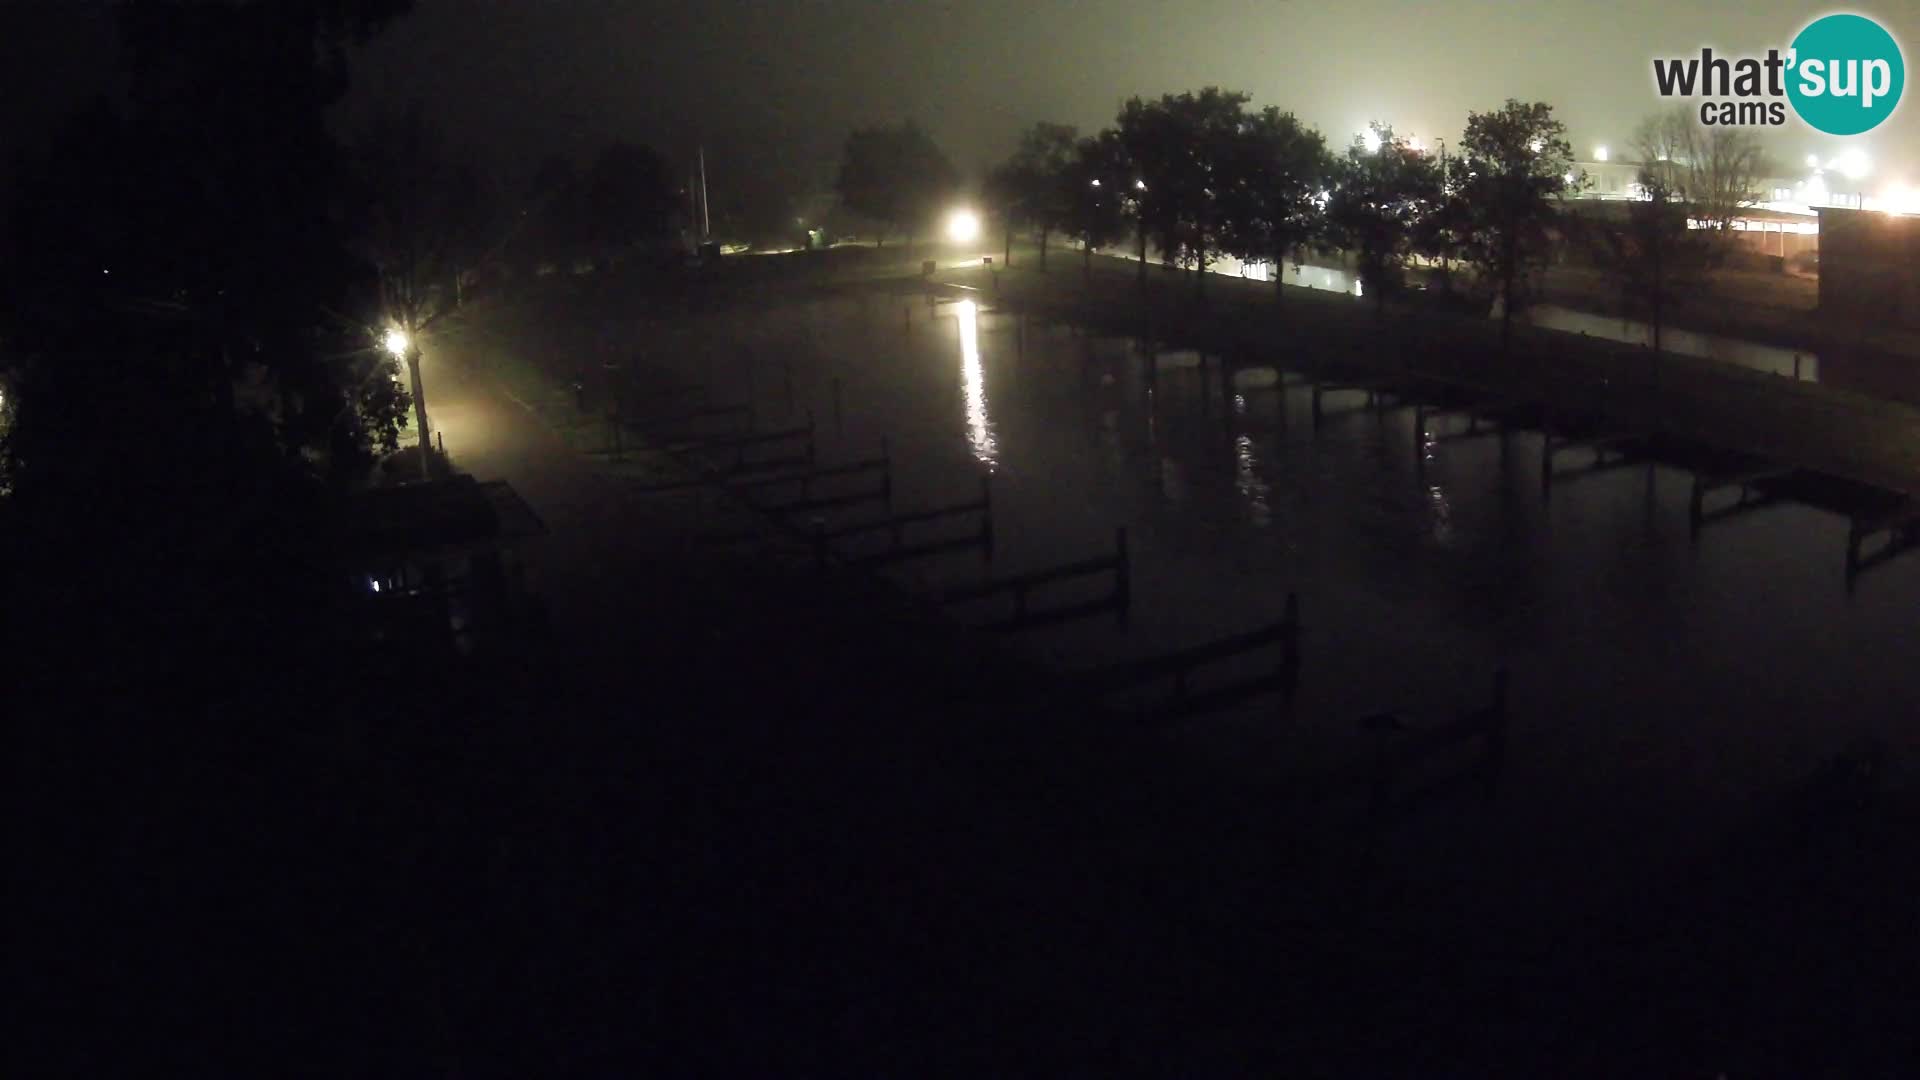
<box><xmin>1688</xmin><ymin>463</ymin><xmax>1797</xmax><ymax>539</ymax></box>
<box><xmin>938</xmin><ymin>528</ymin><xmax>1131</xmax><ymax>632</ymax></box>
<box><xmin>1846</xmin><ymin>499</ymin><xmax>1920</xmax><ymax>588</ymax></box>
<box><xmin>1074</xmin><ymin>594</ymin><xmax>1301</xmax><ymax>721</ymax></box>
<box><xmin>1365</xmin><ymin>670</ymin><xmax>1510</xmax><ymax>830</ymax></box>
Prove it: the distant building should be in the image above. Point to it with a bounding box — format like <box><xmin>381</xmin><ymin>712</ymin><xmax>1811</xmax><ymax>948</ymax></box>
<box><xmin>1817</xmin><ymin>207</ymin><xmax>1920</xmax><ymax>328</ymax></box>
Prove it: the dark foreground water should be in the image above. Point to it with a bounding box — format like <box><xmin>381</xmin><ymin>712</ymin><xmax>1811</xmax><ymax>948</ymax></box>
<box><xmin>629</xmin><ymin>288</ymin><xmax>1920</xmax><ymax>864</ymax></box>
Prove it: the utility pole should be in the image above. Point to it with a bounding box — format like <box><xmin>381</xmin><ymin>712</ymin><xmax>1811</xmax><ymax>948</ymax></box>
<box><xmin>697</xmin><ymin>146</ymin><xmax>712</xmax><ymax>244</ymax></box>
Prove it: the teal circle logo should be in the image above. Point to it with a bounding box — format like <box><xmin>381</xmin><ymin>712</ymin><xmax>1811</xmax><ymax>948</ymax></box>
<box><xmin>1787</xmin><ymin>14</ymin><xmax>1905</xmax><ymax>136</ymax></box>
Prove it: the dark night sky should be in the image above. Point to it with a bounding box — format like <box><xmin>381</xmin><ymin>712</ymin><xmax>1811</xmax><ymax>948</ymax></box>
<box><xmin>8</xmin><ymin>1</ymin><xmax>1918</xmax><ymax>201</ymax></box>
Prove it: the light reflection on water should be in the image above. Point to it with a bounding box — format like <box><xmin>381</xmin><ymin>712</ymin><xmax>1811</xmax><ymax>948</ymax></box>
<box><xmin>636</xmin><ymin>291</ymin><xmax>1920</xmax><ymax>855</ymax></box>
<box><xmin>954</xmin><ymin>299</ymin><xmax>998</xmax><ymax>468</ymax></box>
<box><xmin>1234</xmin><ymin>433</ymin><xmax>1272</xmax><ymax>528</ymax></box>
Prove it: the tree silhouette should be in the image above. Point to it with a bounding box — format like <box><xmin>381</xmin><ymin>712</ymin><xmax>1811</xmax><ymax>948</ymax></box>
<box><xmin>1062</xmin><ymin>133</ymin><xmax>1132</xmax><ymax>281</ymax></box>
<box><xmin>1326</xmin><ymin>124</ymin><xmax>1443</xmax><ymax>314</ymax></box>
<box><xmin>1452</xmin><ymin>100</ymin><xmax>1577</xmax><ymax>351</ymax></box>
<box><xmin>834</xmin><ymin>121</ymin><xmax>958</xmax><ymax>249</ymax></box>
<box><xmin>350</xmin><ymin>103</ymin><xmax>496</xmax><ymax>473</ymax></box>
<box><xmin>1631</xmin><ymin>105</ymin><xmax>1768</xmax><ymax>245</ymax></box>
<box><xmin>1593</xmin><ymin>169</ymin><xmax>1712</xmax><ymax>358</ymax></box>
<box><xmin>582</xmin><ymin>142</ymin><xmax>681</xmax><ymax>270</ymax></box>
<box><xmin>987</xmin><ymin>122</ymin><xmax>1079</xmax><ymax>271</ymax></box>
<box><xmin>1113</xmin><ymin>89</ymin><xmax>1252</xmax><ymax>296</ymax></box>
<box><xmin>1220</xmin><ymin>107</ymin><xmax>1331</xmax><ymax>307</ymax></box>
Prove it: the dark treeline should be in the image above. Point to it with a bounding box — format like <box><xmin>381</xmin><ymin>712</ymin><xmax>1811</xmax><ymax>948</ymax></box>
<box><xmin>0</xmin><ymin>2</ymin><xmax>682</xmax><ymax>1072</ymax></box>
<box><xmin>846</xmin><ymin>89</ymin><xmax>1767</xmax><ymax>354</ymax></box>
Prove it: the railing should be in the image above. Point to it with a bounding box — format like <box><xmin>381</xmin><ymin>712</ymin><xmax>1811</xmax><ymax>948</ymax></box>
<box><xmin>938</xmin><ymin>527</ymin><xmax>1131</xmax><ymax>632</ymax></box>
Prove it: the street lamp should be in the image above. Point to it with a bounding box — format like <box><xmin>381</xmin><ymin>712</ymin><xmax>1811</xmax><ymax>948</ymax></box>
<box><xmin>1360</xmin><ymin>128</ymin><xmax>1383</xmax><ymax>155</ymax></box>
<box><xmin>1594</xmin><ymin>145</ymin><xmax>1609</xmax><ymax>163</ymax></box>
<box><xmin>946</xmin><ymin>208</ymin><xmax>981</xmax><ymax>244</ymax></box>
<box><xmin>383</xmin><ymin>324</ymin><xmax>433</xmax><ymax>480</ymax></box>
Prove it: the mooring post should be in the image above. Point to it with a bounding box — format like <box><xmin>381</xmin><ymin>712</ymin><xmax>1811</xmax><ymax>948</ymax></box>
<box><xmin>1539</xmin><ymin>413</ymin><xmax>1555</xmax><ymax>499</ymax></box>
<box><xmin>980</xmin><ymin>475</ymin><xmax>996</xmax><ymax>562</ymax></box>
<box><xmin>1282</xmin><ymin>591</ymin><xmax>1301</xmax><ymax>674</ymax></box>
<box><xmin>1484</xmin><ymin>668</ymin><xmax>1511</xmax><ymax>798</ymax></box>
<box><xmin>1114</xmin><ymin>526</ymin><xmax>1132</xmax><ymax>626</ymax></box>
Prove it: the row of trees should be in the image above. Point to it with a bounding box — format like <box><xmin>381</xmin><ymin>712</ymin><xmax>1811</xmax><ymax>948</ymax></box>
<box><xmin>976</xmin><ymin>90</ymin><xmax>1580</xmax><ymax>350</ymax></box>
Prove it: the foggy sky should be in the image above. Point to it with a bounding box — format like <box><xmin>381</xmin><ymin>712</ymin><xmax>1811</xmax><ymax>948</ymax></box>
<box><xmin>336</xmin><ymin>0</ymin><xmax>1916</xmax><ymax>191</ymax></box>
<box><xmin>9</xmin><ymin>1</ymin><xmax>1917</xmax><ymax>203</ymax></box>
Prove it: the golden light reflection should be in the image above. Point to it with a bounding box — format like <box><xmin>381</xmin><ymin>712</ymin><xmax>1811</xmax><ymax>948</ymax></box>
<box><xmin>955</xmin><ymin>299</ymin><xmax>997</xmax><ymax>468</ymax></box>
<box><xmin>1235</xmin><ymin>434</ymin><xmax>1272</xmax><ymax>528</ymax></box>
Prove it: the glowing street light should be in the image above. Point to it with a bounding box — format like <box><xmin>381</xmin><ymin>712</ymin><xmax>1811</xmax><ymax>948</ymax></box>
<box><xmin>381</xmin><ymin>324</ymin><xmax>433</xmax><ymax>480</ymax></box>
<box><xmin>1089</xmin><ymin>178</ymin><xmax>1101</xmax><ymax>188</ymax></box>
<box><xmin>1134</xmin><ymin>178</ymin><xmax>1147</xmax><ymax>191</ymax></box>
<box><xmin>1360</xmin><ymin>128</ymin><xmax>1383</xmax><ymax>154</ymax></box>
<box><xmin>1836</xmin><ymin>148</ymin><xmax>1871</xmax><ymax>182</ymax></box>
<box><xmin>946</xmin><ymin>208</ymin><xmax>981</xmax><ymax>244</ymax></box>
<box><xmin>1528</xmin><ymin>138</ymin><xmax>1543</xmax><ymax>154</ymax></box>
<box><xmin>1594</xmin><ymin>145</ymin><xmax>1609</xmax><ymax>163</ymax></box>
<box><xmin>1806</xmin><ymin>153</ymin><xmax>1822</xmax><ymax>170</ymax></box>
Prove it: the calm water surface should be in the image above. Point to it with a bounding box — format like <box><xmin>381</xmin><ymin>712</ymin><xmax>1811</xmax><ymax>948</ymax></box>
<box><xmin>636</xmin><ymin>290</ymin><xmax>1920</xmax><ymax>856</ymax></box>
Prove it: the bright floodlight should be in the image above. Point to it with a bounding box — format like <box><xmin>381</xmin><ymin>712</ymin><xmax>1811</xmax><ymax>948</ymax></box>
<box><xmin>946</xmin><ymin>209</ymin><xmax>981</xmax><ymax>244</ymax></box>
<box><xmin>383</xmin><ymin>328</ymin><xmax>409</xmax><ymax>358</ymax></box>
<box><xmin>1837</xmin><ymin>149</ymin><xmax>1871</xmax><ymax>181</ymax></box>
<box><xmin>1089</xmin><ymin>177</ymin><xmax>1101</xmax><ymax>188</ymax></box>
<box><xmin>1360</xmin><ymin>129</ymin><xmax>1383</xmax><ymax>154</ymax></box>
<box><xmin>1594</xmin><ymin>145</ymin><xmax>1609</xmax><ymax>163</ymax></box>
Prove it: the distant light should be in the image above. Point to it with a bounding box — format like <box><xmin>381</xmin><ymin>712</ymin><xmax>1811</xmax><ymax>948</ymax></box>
<box><xmin>1135</xmin><ymin>178</ymin><xmax>1147</xmax><ymax>191</ymax></box>
<box><xmin>1360</xmin><ymin>129</ymin><xmax>1383</xmax><ymax>155</ymax></box>
<box><xmin>383</xmin><ymin>328</ymin><xmax>409</xmax><ymax>358</ymax></box>
<box><xmin>1807</xmin><ymin>153</ymin><xmax>1822</xmax><ymax>170</ymax></box>
<box><xmin>1528</xmin><ymin>138</ymin><xmax>1544</xmax><ymax>154</ymax></box>
<box><xmin>1565</xmin><ymin>171</ymin><xmax>1576</xmax><ymax>184</ymax></box>
<box><xmin>1089</xmin><ymin>178</ymin><xmax>1101</xmax><ymax>188</ymax></box>
<box><xmin>1836</xmin><ymin>149</ymin><xmax>1871</xmax><ymax>182</ymax></box>
<box><xmin>945</xmin><ymin>209</ymin><xmax>981</xmax><ymax>244</ymax></box>
<box><xmin>1594</xmin><ymin>145</ymin><xmax>1609</xmax><ymax>163</ymax></box>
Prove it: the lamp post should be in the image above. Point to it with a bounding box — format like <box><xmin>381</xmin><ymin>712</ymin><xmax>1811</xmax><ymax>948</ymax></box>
<box><xmin>386</xmin><ymin>327</ymin><xmax>433</xmax><ymax>481</ymax></box>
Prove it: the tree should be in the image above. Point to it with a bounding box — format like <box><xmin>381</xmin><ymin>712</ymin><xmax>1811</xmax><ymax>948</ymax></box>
<box><xmin>1219</xmin><ymin>107</ymin><xmax>1331</xmax><ymax>307</ymax></box>
<box><xmin>1451</xmin><ymin>100</ymin><xmax>1577</xmax><ymax>352</ymax></box>
<box><xmin>351</xmin><ymin>103</ymin><xmax>496</xmax><ymax>474</ymax></box>
<box><xmin>1111</xmin><ymin>89</ymin><xmax>1252</xmax><ymax>297</ymax></box>
<box><xmin>990</xmin><ymin>122</ymin><xmax>1079</xmax><ymax>271</ymax></box>
<box><xmin>1061</xmin><ymin>133</ymin><xmax>1131</xmax><ymax>282</ymax></box>
<box><xmin>1326</xmin><ymin>124</ymin><xmax>1444</xmax><ymax>314</ymax></box>
<box><xmin>834</xmin><ymin>121</ymin><xmax>958</xmax><ymax>249</ymax></box>
<box><xmin>1594</xmin><ymin>168</ymin><xmax>1713</xmax><ymax>358</ymax></box>
<box><xmin>582</xmin><ymin>141</ymin><xmax>681</xmax><ymax>269</ymax></box>
<box><xmin>1632</xmin><ymin>104</ymin><xmax>1767</xmax><ymax>239</ymax></box>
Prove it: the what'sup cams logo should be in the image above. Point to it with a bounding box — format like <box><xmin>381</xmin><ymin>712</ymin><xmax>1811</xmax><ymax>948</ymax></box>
<box><xmin>1652</xmin><ymin>12</ymin><xmax>1905</xmax><ymax>135</ymax></box>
